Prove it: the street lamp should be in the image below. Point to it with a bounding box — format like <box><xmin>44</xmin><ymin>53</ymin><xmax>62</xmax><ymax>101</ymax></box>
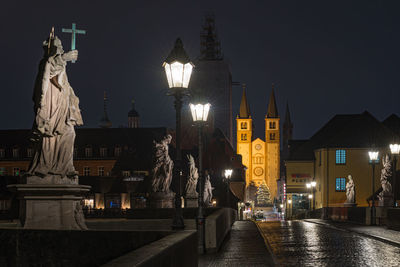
<box><xmin>369</xmin><ymin>150</ymin><xmax>379</xmax><ymax>225</ymax></box>
<box><xmin>163</xmin><ymin>38</ymin><xmax>194</xmax><ymax>230</ymax></box>
<box><xmin>190</xmin><ymin>101</ymin><xmax>211</xmax><ymax>254</ymax></box>
<box><xmin>224</xmin><ymin>169</ymin><xmax>233</xmax><ymax>208</ymax></box>
<box><xmin>311</xmin><ymin>181</ymin><xmax>316</xmax><ymax>210</ymax></box>
<box><xmin>390</xmin><ymin>144</ymin><xmax>400</xmax><ymax>207</ymax></box>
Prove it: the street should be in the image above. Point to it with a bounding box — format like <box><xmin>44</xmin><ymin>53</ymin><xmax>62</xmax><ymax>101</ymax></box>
<box><xmin>258</xmin><ymin>220</ymin><xmax>400</xmax><ymax>267</ymax></box>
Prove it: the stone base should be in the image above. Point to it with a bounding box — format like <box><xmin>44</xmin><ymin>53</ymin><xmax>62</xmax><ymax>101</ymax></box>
<box><xmin>379</xmin><ymin>196</ymin><xmax>394</xmax><ymax>207</ymax></box>
<box><xmin>343</xmin><ymin>203</ymin><xmax>357</xmax><ymax>207</ymax></box>
<box><xmin>7</xmin><ymin>183</ymin><xmax>91</xmax><ymax>230</ymax></box>
<box><xmin>148</xmin><ymin>192</ymin><xmax>175</xmax><ymax>208</ymax></box>
<box><xmin>26</xmin><ymin>175</ymin><xmax>78</xmax><ymax>185</ymax></box>
<box><xmin>185</xmin><ymin>195</ymin><xmax>199</xmax><ymax>208</ymax></box>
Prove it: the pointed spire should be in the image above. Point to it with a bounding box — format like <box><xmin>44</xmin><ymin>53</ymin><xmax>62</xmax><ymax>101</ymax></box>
<box><xmin>99</xmin><ymin>91</ymin><xmax>112</xmax><ymax>128</ymax></box>
<box><xmin>239</xmin><ymin>83</ymin><xmax>251</xmax><ymax>118</ymax></box>
<box><xmin>284</xmin><ymin>101</ymin><xmax>291</xmax><ymax>124</ymax></box>
<box><xmin>266</xmin><ymin>84</ymin><xmax>278</xmax><ymax>118</ymax></box>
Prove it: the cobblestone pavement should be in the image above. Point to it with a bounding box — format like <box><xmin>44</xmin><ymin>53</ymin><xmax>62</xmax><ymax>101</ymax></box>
<box><xmin>258</xmin><ymin>220</ymin><xmax>400</xmax><ymax>267</ymax></box>
<box><xmin>199</xmin><ymin>221</ymin><xmax>274</xmax><ymax>267</ymax></box>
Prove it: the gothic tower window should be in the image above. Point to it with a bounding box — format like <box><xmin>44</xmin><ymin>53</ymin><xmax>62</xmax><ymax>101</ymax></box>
<box><xmin>241</xmin><ymin>122</ymin><xmax>247</xmax><ymax>129</ymax></box>
<box><xmin>269</xmin><ymin>122</ymin><xmax>276</xmax><ymax>129</ymax></box>
<box><xmin>241</xmin><ymin>134</ymin><xmax>247</xmax><ymax>141</ymax></box>
<box><xmin>270</xmin><ymin>133</ymin><xmax>276</xmax><ymax>140</ymax></box>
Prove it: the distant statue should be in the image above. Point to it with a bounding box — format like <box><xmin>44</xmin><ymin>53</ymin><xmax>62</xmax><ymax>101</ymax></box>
<box><xmin>345</xmin><ymin>175</ymin><xmax>355</xmax><ymax>204</ymax></box>
<box><xmin>151</xmin><ymin>135</ymin><xmax>174</xmax><ymax>192</ymax></box>
<box><xmin>203</xmin><ymin>171</ymin><xmax>213</xmax><ymax>206</ymax></box>
<box><xmin>185</xmin><ymin>155</ymin><xmax>198</xmax><ymax>197</ymax></box>
<box><xmin>27</xmin><ymin>34</ymin><xmax>82</xmax><ymax>184</ymax></box>
<box><xmin>379</xmin><ymin>154</ymin><xmax>393</xmax><ymax>201</ymax></box>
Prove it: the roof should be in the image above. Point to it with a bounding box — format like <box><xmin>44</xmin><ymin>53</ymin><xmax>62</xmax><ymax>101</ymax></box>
<box><xmin>239</xmin><ymin>86</ymin><xmax>251</xmax><ymax>118</ymax></box>
<box><xmin>383</xmin><ymin>114</ymin><xmax>400</xmax><ymax>137</ymax></box>
<box><xmin>266</xmin><ymin>86</ymin><xmax>278</xmax><ymax>118</ymax></box>
<box><xmin>288</xmin><ymin>111</ymin><xmax>399</xmax><ymax>160</ymax></box>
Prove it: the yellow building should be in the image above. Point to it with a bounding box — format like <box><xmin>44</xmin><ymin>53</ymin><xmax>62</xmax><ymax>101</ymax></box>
<box><xmin>236</xmin><ymin>85</ymin><xmax>280</xmax><ymax>202</ymax></box>
<box><xmin>285</xmin><ymin>112</ymin><xmax>400</xmax><ymax>214</ymax></box>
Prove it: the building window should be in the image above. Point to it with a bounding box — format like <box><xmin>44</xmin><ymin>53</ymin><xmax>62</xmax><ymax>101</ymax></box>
<box><xmin>12</xmin><ymin>148</ymin><xmax>19</xmax><ymax>158</ymax></box>
<box><xmin>270</xmin><ymin>133</ymin><xmax>276</xmax><ymax>140</ymax></box>
<box><xmin>122</xmin><ymin>170</ymin><xmax>131</xmax><ymax>177</ymax></box>
<box><xmin>84</xmin><ymin>198</ymin><xmax>94</xmax><ymax>209</ymax></box>
<box><xmin>241</xmin><ymin>122</ymin><xmax>247</xmax><ymax>129</ymax></box>
<box><xmin>83</xmin><ymin>167</ymin><xmax>90</xmax><ymax>176</ymax></box>
<box><xmin>0</xmin><ymin>167</ymin><xmax>6</xmax><ymax>176</ymax></box>
<box><xmin>13</xmin><ymin>167</ymin><xmax>20</xmax><ymax>176</ymax></box>
<box><xmin>85</xmin><ymin>147</ymin><xmax>92</xmax><ymax>158</ymax></box>
<box><xmin>0</xmin><ymin>149</ymin><xmax>4</xmax><ymax>158</ymax></box>
<box><xmin>100</xmin><ymin>147</ymin><xmax>107</xmax><ymax>157</ymax></box>
<box><xmin>27</xmin><ymin>148</ymin><xmax>34</xmax><ymax>158</ymax></box>
<box><xmin>269</xmin><ymin>122</ymin><xmax>276</xmax><ymax>129</ymax></box>
<box><xmin>335</xmin><ymin>150</ymin><xmax>346</xmax><ymax>164</ymax></box>
<box><xmin>114</xmin><ymin>147</ymin><xmax>122</xmax><ymax>157</ymax></box>
<box><xmin>241</xmin><ymin>134</ymin><xmax>247</xmax><ymax>141</ymax></box>
<box><xmin>98</xmin><ymin>166</ymin><xmax>104</xmax><ymax>177</ymax></box>
<box><xmin>335</xmin><ymin>177</ymin><xmax>346</xmax><ymax>191</ymax></box>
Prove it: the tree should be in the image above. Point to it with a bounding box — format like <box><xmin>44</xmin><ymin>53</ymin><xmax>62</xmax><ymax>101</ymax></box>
<box><xmin>256</xmin><ymin>182</ymin><xmax>272</xmax><ymax>206</ymax></box>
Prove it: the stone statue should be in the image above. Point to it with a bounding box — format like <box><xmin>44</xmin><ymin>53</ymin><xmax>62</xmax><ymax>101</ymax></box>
<box><xmin>151</xmin><ymin>135</ymin><xmax>174</xmax><ymax>192</ymax></box>
<box><xmin>27</xmin><ymin>35</ymin><xmax>82</xmax><ymax>184</ymax></box>
<box><xmin>345</xmin><ymin>175</ymin><xmax>355</xmax><ymax>204</ymax></box>
<box><xmin>185</xmin><ymin>155</ymin><xmax>198</xmax><ymax>197</ymax></box>
<box><xmin>379</xmin><ymin>154</ymin><xmax>393</xmax><ymax>204</ymax></box>
<box><xmin>203</xmin><ymin>171</ymin><xmax>213</xmax><ymax>206</ymax></box>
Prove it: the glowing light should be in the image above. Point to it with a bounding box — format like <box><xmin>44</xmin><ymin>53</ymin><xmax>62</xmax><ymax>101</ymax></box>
<box><xmin>224</xmin><ymin>169</ymin><xmax>233</xmax><ymax>179</ymax></box>
<box><xmin>308</xmin><ymin>194</ymin><xmax>313</xmax><ymax>199</ymax></box>
<box><xmin>280</xmin><ymin>204</ymin><xmax>283</xmax><ymax>208</ymax></box>
<box><xmin>390</xmin><ymin>144</ymin><xmax>400</xmax><ymax>155</ymax></box>
<box><xmin>368</xmin><ymin>151</ymin><xmax>379</xmax><ymax>161</ymax></box>
<box><xmin>306</xmin><ymin>183</ymin><xmax>311</xmax><ymax>189</ymax></box>
<box><xmin>189</xmin><ymin>103</ymin><xmax>211</xmax><ymax>122</ymax></box>
<box><xmin>311</xmin><ymin>181</ymin><xmax>316</xmax><ymax>187</ymax></box>
<box><xmin>288</xmin><ymin>199</ymin><xmax>292</xmax><ymax>204</ymax></box>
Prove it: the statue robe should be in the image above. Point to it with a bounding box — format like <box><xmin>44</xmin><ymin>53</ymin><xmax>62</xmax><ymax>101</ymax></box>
<box><xmin>28</xmin><ymin>53</ymin><xmax>83</xmax><ymax>178</ymax></box>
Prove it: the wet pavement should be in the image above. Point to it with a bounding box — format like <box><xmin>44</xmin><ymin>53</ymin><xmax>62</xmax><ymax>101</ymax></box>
<box><xmin>258</xmin><ymin>220</ymin><xmax>400</xmax><ymax>267</ymax></box>
<box><xmin>199</xmin><ymin>221</ymin><xmax>274</xmax><ymax>267</ymax></box>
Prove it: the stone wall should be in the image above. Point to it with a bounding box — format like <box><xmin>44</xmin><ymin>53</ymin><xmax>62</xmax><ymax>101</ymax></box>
<box><xmin>0</xmin><ymin>229</ymin><xmax>169</xmax><ymax>266</ymax></box>
<box><xmin>386</xmin><ymin>208</ymin><xmax>400</xmax><ymax>230</ymax></box>
<box><xmin>205</xmin><ymin>208</ymin><xmax>237</xmax><ymax>253</ymax></box>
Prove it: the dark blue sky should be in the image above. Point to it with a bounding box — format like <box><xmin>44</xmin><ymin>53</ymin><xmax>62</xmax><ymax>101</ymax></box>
<box><xmin>1</xmin><ymin>1</ymin><xmax>399</xmax><ymax>140</ymax></box>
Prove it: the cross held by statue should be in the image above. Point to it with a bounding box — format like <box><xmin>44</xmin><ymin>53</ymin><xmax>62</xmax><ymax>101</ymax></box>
<box><xmin>62</xmin><ymin>23</ymin><xmax>86</xmax><ymax>63</ymax></box>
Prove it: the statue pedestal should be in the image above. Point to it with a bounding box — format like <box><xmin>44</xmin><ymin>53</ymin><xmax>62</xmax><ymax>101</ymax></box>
<box><xmin>148</xmin><ymin>192</ymin><xmax>175</xmax><ymax>208</ymax></box>
<box><xmin>8</xmin><ymin>184</ymin><xmax>90</xmax><ymax>230</ymax></box>
<box><xmin>343</xmin><ymin>203</ymin><xmax>357</xmax><ymax>207</ymax></box>
<box><xmin>185</xmin><ymin>193</ymin><xmax>198</xmax><ymax>208</ymax></box>
<box><xmin>379</xmin><ymin>194</ymin><xmax>394</xmax><ymax>207</ymax></box>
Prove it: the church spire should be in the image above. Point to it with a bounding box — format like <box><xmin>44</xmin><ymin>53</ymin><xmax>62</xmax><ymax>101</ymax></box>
<box><xmin>239</xmin><ymin>83</ymin><xmax>251</xmax><ymax>118</ymax></box>
<box><xmin>200</xmin><ymin>13</ymin><xmax>222</xmax><ymax>60</ymax></box>
<box><xmin>128</xmin><ymin>98</ymin><xmax>140</xmax><ymax>128</ymax></box>
<box><xmin>266</xmin><ymin>84</ymin><xmax>279</xmax><ymax>118</ymax></box>
<box><xmin>99</xmin><ymin>91</ymin><xmax>112</xmax><ymax>128</ymax></box>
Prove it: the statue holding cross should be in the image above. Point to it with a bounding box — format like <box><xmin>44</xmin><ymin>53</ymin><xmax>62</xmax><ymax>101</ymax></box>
<box><xmin>62</xmin><ymin>23</ymin><xmax>86</xmax><ymax>63</ymax></box>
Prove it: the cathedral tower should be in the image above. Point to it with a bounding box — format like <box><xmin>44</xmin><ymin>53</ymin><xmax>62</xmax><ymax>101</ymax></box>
<box><xmin>236</xmin><ymin>84</ymin><xmax>252</xmax><ymax>187</ymax></box>
<box><xmin>265</xmin><ymin>85</ymin><xmax>280</xmax><ymax>200</ymax></box>
<box><xmin>99</xmin><ymin>91</ymin><xmax>112</xmax><ymax>128</ymax></box>
<box><xmin>128</xmin><ymin>99</ymin><xmax>140</xmax><ymax>128</ymax></box>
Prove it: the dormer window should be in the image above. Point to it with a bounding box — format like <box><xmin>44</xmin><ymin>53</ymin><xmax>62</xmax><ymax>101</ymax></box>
<box><xmin>27</xmin><ymin>148</ymin><xmax>34</xmax><ymax>158</ymax></box>
<box><xmin>0</xmin><ymin>149</ymin><xmax>5</xmax><ymax>158</ymax></box>
<box><xmin>100</xmin><ymin>147</ymin><xmax>107</xmax><ymax>157</ymax></box>
<box><xmin>12</xmin><ymin>148</ymin><xmax>19</xmax><ymax>158</ymax></box>
<box><xmin>85</xmin><ymin>147</ymin><xmax>92</xmax><ymax>158</ymax></box>
<box><xmin>114</xmin><ymin>147</ymin><xmax>122</xmax><ymax>157</ymax></box>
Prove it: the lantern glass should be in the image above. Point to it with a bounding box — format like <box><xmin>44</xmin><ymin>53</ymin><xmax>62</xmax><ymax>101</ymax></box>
<box><xmin>163</xmin><ymin>62</ymin><xmax>193</xmax><ymax>88</ymax></box>
<box><xmin>189</xmin><ymin>103</ymin><xmax>211</xmax><ymax>122</ymax></box>
<box><xmin>368</xmin><ymin>151</ymin><xmax>379</xmax><ymax>161</ymax></box>
<box><xmin>308</xmin><ymin>194</ymin><xmax>313</xmax><ymax>199</ymax></box>
<box><xmin>390</xmin><ymin>144</ymin><xmax>400</xmax><ymax>155</ymax></box>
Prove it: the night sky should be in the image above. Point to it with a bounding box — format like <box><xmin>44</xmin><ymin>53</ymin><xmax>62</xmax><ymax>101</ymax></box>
<box><xmin>1</xmin><ymin>1</ymin><xmax>400</xmax><ymax>141</ymax></box>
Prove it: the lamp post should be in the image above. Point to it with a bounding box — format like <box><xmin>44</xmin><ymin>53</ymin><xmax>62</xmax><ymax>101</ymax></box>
<box><xmin>189</xmin><ymin>102</ymin><xmax>211</xmax><ymax>254</ymax></box>
<box><xmin>311</xmin><ymin>181</ymin><xmax>316</xmax><ymax>210</ymax></box>
<box><xmin>306</xmin><ymin>183</ymin><xmax>311</xmax><ymax>210</ymax></box>
<box><xmin>224</xmin><ymin>169</ymin><xmax>233</xmax><ymax>208</ymax></box>
<box><xmin>163</xmin><ymin>38</ymin><xmax>194</xmax><ymax>230</ymax></box>
<box><xmin>390</xmin><ymin>144</ymin><xmax>400</xmax><ymax>207</ymax></box>
<box><xmin>369</xmin><ymin>150</ymin><xmax>379</xmax><ymax>225</ymax></box>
